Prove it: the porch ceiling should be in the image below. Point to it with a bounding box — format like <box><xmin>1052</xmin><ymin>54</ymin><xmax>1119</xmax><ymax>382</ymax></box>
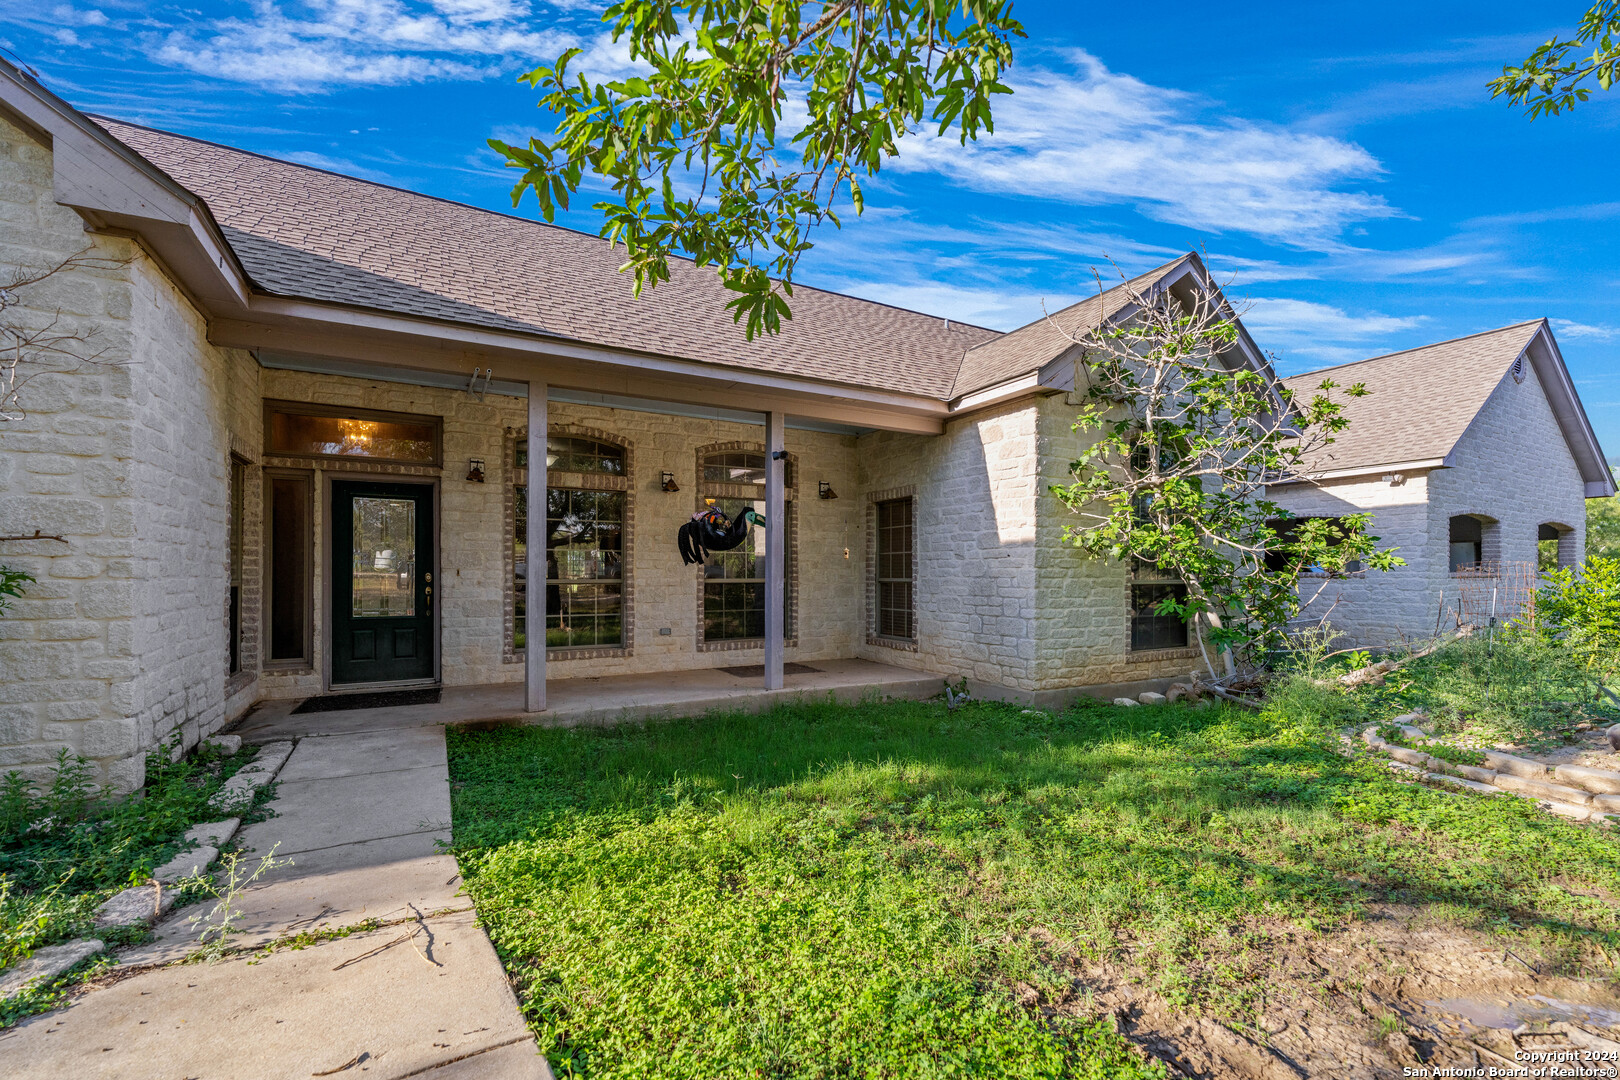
<box><xmin>256</xmin><ymin>350</ymin><xmax>874</xmax><ymax>435</ymax></box>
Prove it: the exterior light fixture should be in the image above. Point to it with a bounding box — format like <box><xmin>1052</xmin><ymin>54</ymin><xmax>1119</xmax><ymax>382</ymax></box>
<box><xmin>819</xmin><ymin>481</ymin><xmax>837</xmax><ymax>500</ymax></box>
<box><xmin>467</xmin><ymin>458</ymin><xmax>486</xmax><ymax>483</ymax></box>
<box><xmin>662</xmin><ymin>471</ymin><xmax>680</xmax><ymax>492</ymax></box>
<box><xmin>1382</xmin><ymin>472</ymin><xmax>1405</xmax><ymax>486</ymax></box>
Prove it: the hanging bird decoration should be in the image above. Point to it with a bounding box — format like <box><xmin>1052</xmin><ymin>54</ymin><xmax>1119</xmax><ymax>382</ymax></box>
<box><xmin>678</xmin><ymin>506</ymin><xmax>765</xmax><ymax>565</ymax></box>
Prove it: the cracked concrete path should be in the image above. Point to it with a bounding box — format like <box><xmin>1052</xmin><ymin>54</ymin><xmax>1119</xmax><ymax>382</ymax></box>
<box><xmin>0</xmin><ymin>726</ymin><xmax>550</xmax><ymax>1080</ymax></box>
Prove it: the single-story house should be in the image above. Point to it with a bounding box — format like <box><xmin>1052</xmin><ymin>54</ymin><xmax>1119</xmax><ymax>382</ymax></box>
<box><xmin>0</xmin><ymin>62</ymin><xmax>1276</xmax><ymax>790</ymax></box>
<box><xmin>0</xmin><ymin>61</ymin><xmax>1608</xmax><ymax>790</ymax></box>
<box><xmin>1269</xmin><ymin>321</ymin><xmax>1614</xmax><ymax>645</ymax></box>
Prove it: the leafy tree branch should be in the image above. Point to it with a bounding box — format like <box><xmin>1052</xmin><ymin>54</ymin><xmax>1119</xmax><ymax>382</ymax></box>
<box><xmin>491</xmin><ymin>0</ymin><xmax>1023</xmax><ymax>338</ymax></box>
<box><xmin>1490</xmin><ymin>1</ymin><xmax>1620</xmax><ymax>118</ymax></box>
<box><xmin>1047</xmin><ymin>265</ymin><xmax>1404</xmax><ymax>677</ymax></box>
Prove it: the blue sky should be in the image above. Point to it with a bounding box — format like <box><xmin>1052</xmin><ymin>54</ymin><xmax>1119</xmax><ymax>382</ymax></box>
<box><xmin>4</xmin><ymin>1</ymin><xmax>1617</xmax><ymax>453</ymax></box>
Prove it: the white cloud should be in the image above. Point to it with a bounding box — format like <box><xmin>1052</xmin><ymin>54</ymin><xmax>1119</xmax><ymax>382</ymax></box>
<box><xmin>889</xmin><ymin>49</ymin><xmax>1397</xmax><ymax>250</ymax></box>
<box><xmin>1241</xmin><ymin>296</ymin><xmax>1426</xmax><ymax>370</ymax></box>
<box><xmin>147</xmin><ymin>0</ymin><xmax>576</xmax><ymax>91</ymax></box>
<box><xmin>1243</xmin><ymin>297</ymin><xmax>1424</xmax><ymax>339</ymax></box>
<box><xmin>1551</xmin><ymin>319</ymin><xmax>1620</xmax><ymax>342</ymax></box>
<box><xmin>280</xmin><ymin>149</ymin><xmax>398</xmax><ymax>183</ymax></box>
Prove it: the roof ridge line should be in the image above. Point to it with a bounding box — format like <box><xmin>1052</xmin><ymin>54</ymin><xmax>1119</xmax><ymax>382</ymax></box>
<box><xmin>90</xmin><ymin>113</ymin><xmax>1005</xmax><ymax>337</ymax></box>
<box><xmin>1282</xmin><ymin>319</ymin><xmax>1545</xmax><ymax>380</ymax></box>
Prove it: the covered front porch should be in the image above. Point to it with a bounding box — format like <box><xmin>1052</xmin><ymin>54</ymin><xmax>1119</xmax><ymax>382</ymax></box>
<box><xmin>233</xmin><ymin>658</ymin><xmax>945</xmax><ymax>741</ymax></box>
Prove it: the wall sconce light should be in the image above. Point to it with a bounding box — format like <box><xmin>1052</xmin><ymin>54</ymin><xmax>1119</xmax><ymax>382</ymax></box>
<box><xmin>819</xmin><ymin>481</ymin><xmax>837</xmax><ymax>500</ymax></box>
<box><xmin>661</xmin><ymin>471</ymin><xmax>680</xmax><ymax>492</ymax></box>
<box><xmin>466</xmin><ymin>458</ymin><xmax>486</xmax><ymax>483</ymax></box>
<box><xmin>1382</xmin><ymin>472</ymin><xmax>1405</xmax><ymax>486</ymax></box>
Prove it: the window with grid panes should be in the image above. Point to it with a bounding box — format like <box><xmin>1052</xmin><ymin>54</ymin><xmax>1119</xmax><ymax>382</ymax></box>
<box><xmin>514</xmin><ymin>436</ymin><xmax>626</xmax><ymax>650</ymax></box>
<box><xmin>699</xmin><ymin>451</ymin><xmax>793</xmax><ymax>642</ymax></box>
<box><xmin>875</xmin><ymin>498</ymin><xmax>914</xmax><ymax>640</ymax></box>
<box><xmin>1129</xmin><ymin>582</ymin><xmax>1188</xmax><ymax>651</ymax></box>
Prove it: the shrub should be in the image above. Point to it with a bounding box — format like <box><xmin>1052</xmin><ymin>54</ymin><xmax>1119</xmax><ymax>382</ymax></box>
<box><xmin>1537</xmin><ymin>555</ymin><xmax>1620</xmax><ymax>677</ymax></box>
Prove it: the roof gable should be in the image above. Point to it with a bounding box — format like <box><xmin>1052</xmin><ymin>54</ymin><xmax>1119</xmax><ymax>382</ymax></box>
<box><xmin>950</xmin><ymin>255</ymin><xmax>1194</xmax><ymax>398</ymax></box>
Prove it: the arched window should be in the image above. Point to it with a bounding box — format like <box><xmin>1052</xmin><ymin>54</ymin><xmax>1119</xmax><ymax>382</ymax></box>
<box><xmin>696</xmin><ymin>445</ymin><xmax>794</xmax><ymax>645</ymax></box>
<box><xmin>512</xmin><ymin>430</ymin><xmax>630</xmax><ymax>655</ymax></box>
<box><xmin>1538</xmin><ymin>522</ymin><xmax>1576</xmax><ymax>573</ymax></box>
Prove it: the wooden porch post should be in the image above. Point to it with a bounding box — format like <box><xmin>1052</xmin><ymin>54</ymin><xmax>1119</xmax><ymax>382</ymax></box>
<box><xmin>525</xmin><ymin>382</ymin><xmax>547</xmax><ymax>712</ymax></box>
<box><xmin>764</xmin><ymin>410</ymin><xmax>786</xmax><ymax>691</ymax></box>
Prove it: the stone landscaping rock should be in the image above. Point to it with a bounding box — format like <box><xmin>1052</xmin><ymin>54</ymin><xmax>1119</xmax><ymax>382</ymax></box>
<box><xmin>1137</xmin><ymin>691</ymin><xmax>1167</xmax><ymax>705</ymax></box>
<box><xmin>1593</xmin><ymin>793</ymin><xmax>1620</xmax><ymax>815</ymax></box>
<box><xmin>1442</xmin><ymin>762</ymin><xmax>1497</xmax><ymax>785</ymax></box>
<box><xmin>1608</xmin><ymin>723</ymin><xmax>1620</xmax><ymax>753</ymax></box>
<box><xmin>205</xmin><ymin>734</ymin><xmax>243</xmax><ymax>756</ymax></box>
<box><xmin>1388</xmin><ymin>760</ymin><xmax>1424</xmax><ymax>775</ymax></box>
<box><xmin>1427</xmin><ymin>773</ymin><xmax>1500</xmax><ymax>796</ymax></box>
<box><xmin>1112</xmin><ymin>697</ymin><xmax>1140</xmax><ymax>708</ymax></box>
<box><xmin>1390</xmin><ymin>712</ymin><xmax>1428</xmax><ymax>729</ymax></box>
<box><xmin>0</xmin><ymin>938</ymin><xmax>105</xmax><ymax>1000</ymax></box>
<box><xmin>1553</xmin><ymin>764</ymin><xmax>1620</xmax><ymax>796</ymax></box>
<box><xmin>152</xmin><ymin>844</ymin><xmax>219</xmax><ymax>884</ymax></box>
<box><xmin>1538</xmin><ymin>800</ymin><xmax>1593</xmax><ymax>822</ymax></box>
<box><xmin>1386</xmin><ymin>746</ymin><xmax>1435</xmax><ymax>769</ymax></box>
<box><xmin>185</xmin><ymin>818</ymin><xmax>240</xmax><ymax>847</ymax></box>
<box><xmin>94</xmin><ymin>884</ymin><xmax>179</xmax><ymax>930</ymax></box>
<box><xmin>208</xmin><ymin>741</ymin><xmax>294</xmax><ymax>813</ymax></box>
<box><xmin>1491</xmin><ymin>774</ymin><xmax>1593</xmax><ymax>805</ymax></box>
<box><xmin>1361</xmin><ymin>726</ymin><xmax>1388</xmax><ymax>748</ymax></box>
<box><xmin>1480</xmin><ymin>751</ymin><xmax>1549</xmax><ymax>780</ymax></box>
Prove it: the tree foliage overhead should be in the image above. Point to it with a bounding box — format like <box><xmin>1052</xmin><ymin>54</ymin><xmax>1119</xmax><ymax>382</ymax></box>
<box><xmin>1047</xmin><ymin>268</ymin><xmax>1403</xmax><ymax>674</ymax></box>
<box><xmin>1490</xmin><ymin>1</ymin><xmax>1620</xmax><ymax>118</ymax></box>
<box><xmin>491</xmin><ymin>1</ymin><xmax>1023</xmax><ymax>338</ymax></box>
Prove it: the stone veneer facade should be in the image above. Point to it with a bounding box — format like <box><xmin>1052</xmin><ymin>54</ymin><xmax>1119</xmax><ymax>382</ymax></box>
<box><xmin>1271</xmin><ymin>359</ymin><xmax>1589</xmax><ymax>647</ymax></box>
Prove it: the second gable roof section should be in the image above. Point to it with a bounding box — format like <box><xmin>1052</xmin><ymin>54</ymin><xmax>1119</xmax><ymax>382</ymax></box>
<box><xmin>1278</xmin><ymin>321</ymin><xmax>1615</xmax><ymax>495</ymax></box>
<box><xmin>949</xmin><ymin>252</ymin><xmax>1283</xmax><ymax>406</ymax></box>
<box><xmin>94</xmin><ymin>118</ymin><xmax>1002</xmax><ymax>402</ymax></box>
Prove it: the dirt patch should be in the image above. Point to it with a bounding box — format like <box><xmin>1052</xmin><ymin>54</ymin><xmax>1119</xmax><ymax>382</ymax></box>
<box><xmin>1039</xmin><ymin>906</ymin><xmax>1620</xmax><ymax>1078</ymax></box>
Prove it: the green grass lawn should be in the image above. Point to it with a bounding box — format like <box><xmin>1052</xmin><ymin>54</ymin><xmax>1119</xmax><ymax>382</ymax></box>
<box><xmin>446</xmin><ymin>690</ymin><xmax>1620</xmax><ymax>1079</ymax></box>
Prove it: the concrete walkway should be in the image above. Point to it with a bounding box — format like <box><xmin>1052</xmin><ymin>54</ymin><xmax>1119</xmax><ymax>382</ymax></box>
<box><xmin>0</xmin><ymin>727</ymin><xmax>550</xmax><ymax>1080</ymax></box>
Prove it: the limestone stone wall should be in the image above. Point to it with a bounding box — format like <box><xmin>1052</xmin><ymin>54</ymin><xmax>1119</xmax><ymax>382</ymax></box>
<box><xmin>0</xmin><ymin>114</ymin><xmax>143</xmax><ymax>788</ymax></box>
<box><xmin>1273</xmin><ymin>359</ymin><xmax>1590</xmax><ymax>648</ymax></box>
<box><xmin>126</xmin><ymin>256</ymin><xmax>261</xmax><ymax>775</ymax></box>
<box><xmin>1034</xmin><ymin>393</ymin><xmax>1205</xmax><ymax>690</ymax></box>
<box><xmin>1431</xmin><ymin>360</ymin><xmax>1587</xmax><ymax>574</ymax></box>
<box><xmin>1268</xmin><ymin>471</ymin><xmax>1435</xmax><ymax>646</ymax></box>
<box><xmin>854</xmin><ymin>399</ymin><xmax>1040</xmax><ymax>691</ymax></box>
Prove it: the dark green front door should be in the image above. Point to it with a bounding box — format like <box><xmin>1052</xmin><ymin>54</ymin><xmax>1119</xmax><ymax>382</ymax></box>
<box><xmin>331</xmin><ymin>480</ymin><xmax>434</xmax><ymax>684</ymax></box>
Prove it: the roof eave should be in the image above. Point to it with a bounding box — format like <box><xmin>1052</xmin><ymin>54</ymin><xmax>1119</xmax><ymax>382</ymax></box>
<box><xmin>216</xmin><ymin>294</ymin><xmax>952</xmax><ymax>435</ymax></box>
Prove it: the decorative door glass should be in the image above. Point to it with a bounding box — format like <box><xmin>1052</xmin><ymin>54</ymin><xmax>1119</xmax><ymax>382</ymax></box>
<box><xmin>351</xmin><ymin>497</ymin><xmax>417</xmax><ymax>618</ymax></box>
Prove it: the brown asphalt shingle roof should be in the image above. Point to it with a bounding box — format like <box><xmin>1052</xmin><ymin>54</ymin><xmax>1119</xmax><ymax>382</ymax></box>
<box><xmin>951</xmin><ymin>255</ymin><xmax>1193</xmax><ymax>397</ymax></box>
<box><xmin>1280</xmin><ymin>321</ymin><xmax>1541</xmax><ymax>474</ymax></box>
<box><xmin>94</xmin><ymin>118</ymin><xmax>1001</xmax><ymax>400</ymax></box>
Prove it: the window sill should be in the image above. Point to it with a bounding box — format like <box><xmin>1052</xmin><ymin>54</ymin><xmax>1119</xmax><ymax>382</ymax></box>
<box><xmin>1125</xmin><ymin>646</ymin><xmax>1199</xmax><ymax>664</ymax></box>
<box><xmin>698</xmin><ymin>637</ymin><xmax>800</xmax><ymax>653</ymax></box>
<box><xmin>866</xmin><ymin>634</ymin><xmax>918</xmax><ymax>652</ymax></box>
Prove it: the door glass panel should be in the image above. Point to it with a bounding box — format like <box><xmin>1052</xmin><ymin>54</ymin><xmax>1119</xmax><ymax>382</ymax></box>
<box><xmin>351</xmin><ymin>497</ymin><xmax>416</xmax><ymax>617</ymax></box>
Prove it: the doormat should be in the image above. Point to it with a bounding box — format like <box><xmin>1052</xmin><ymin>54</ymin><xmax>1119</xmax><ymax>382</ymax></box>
<box><xmin>718</xmin><ymin>663</ymin><xmax>822</xmax><ymax>678</ymax></box>
<box><xmin>290</xmin><ymin>687</ymin><xmax>442</xmax><ymax>714</ymax></box>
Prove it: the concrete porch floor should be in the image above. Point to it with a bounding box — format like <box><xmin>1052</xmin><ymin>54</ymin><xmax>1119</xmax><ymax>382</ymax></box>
<box><xmin>233</xmin><ymin>657</ymin><xmax>946</xmax><ymax>740</ymax></box>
